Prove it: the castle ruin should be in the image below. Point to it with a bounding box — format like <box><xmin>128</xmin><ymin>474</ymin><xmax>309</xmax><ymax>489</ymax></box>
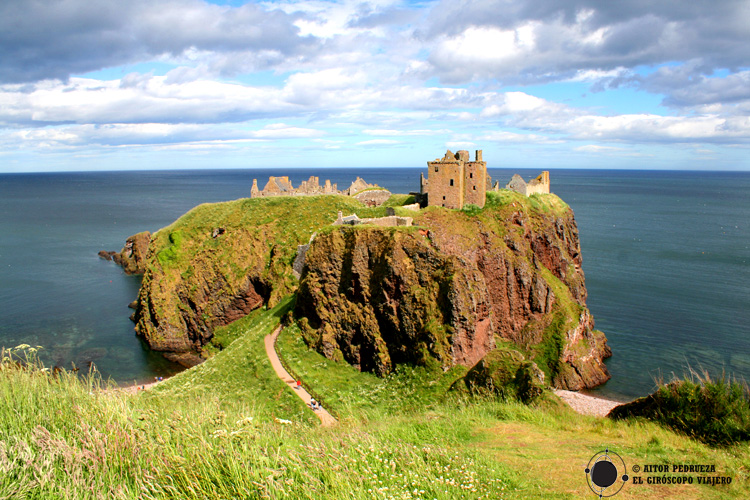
<box><xmin>251</xmin><ymin>175</ymin><xmax>339</xmax><ymax>198</ymax></box>
<box><xmin>250</xmin><ymin>175</ymin><xmax>389</xmax><ymax>206</ymax></box>
<box><xmin>505</xmin><ymin>172</ymin><xmax>550</xmax><ymax>196</ymax></box>
<box><xmin>420</xmin><ymin>150</ymin><xmax>489</xmax><ymax>209</ymax></box>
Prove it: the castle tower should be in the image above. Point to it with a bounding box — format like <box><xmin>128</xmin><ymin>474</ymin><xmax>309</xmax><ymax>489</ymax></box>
<box><xmin>463</xmin><ymin>150</ymin><xmax>487</xmax><ymax>208</ymax></box>
<box><xmin>426</xmin><ymin>149</ymin><xmax>486</xmax><ymax>209</ymax></box>
<box><xmin>251</xmin><ymin>179</ymin><xmax>260</xmax><ymax>198</ymax></box>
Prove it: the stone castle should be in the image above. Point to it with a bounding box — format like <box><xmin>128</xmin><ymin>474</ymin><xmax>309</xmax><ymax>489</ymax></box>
<box><xmin>419</xmin><ymin>149</ymin><xmax>551</xmax><ymax>209</ymax></box>
<box><xmin>420</xmin><ymin>150</ymin><xmax>489</xmax><ymax>209</ymax></box>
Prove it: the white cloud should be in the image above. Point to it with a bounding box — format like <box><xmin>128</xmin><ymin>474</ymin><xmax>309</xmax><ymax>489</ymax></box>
<box><xmin>480</xmin><ymin>130</ymin><xmax>564</xmax><ymax>144</ymax></box>
<box><xmin>1</xmin><ymin>0</ymin><xmax>750</xmax><ymax>169</ymax></box>
<box><xmin>363</xmin><ymin>128</ymin><xmax>451</xmax><ymax>136</ymax></box>
<box><xmin>249</xmin><ymin>123</ymin><xmax>323</xmax><ymax>139</ymax></box>
<box><xmin>356</xmin><ymin>139</ymin><xmax>402</xmax><ymax>145</ymax></box>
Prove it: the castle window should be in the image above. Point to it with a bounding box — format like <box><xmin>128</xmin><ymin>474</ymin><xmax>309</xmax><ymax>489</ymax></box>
<box><xmin>442</xmin><ymin>196</ymin><xmax>446</xmax><ymax>200</ymax></box>
<box><xmin>434</xmin><ymin>166</ymin><xmax>438</xmax><ymax>172</ymax></box>
<box><xmin>450</xmin><ymin>179</ymin><xmax>454</xmax><ymax>186</ymax></box>
<box><xmin>470</xmin><ymin>173</ymin><xmax>473</xmax><ymax>178</ymax></box>
<box><xmin>473</xmin><ymin>186</ymin><xmax>476</xmax><ymax>190</ymax></box>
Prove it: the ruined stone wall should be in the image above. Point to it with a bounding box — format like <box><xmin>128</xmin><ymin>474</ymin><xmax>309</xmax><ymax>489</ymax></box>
<box><xmin>506</xmin><ymin>174</ymin><xmax>528</xmax><ymax>195</ymax></box>
<box><xmin>526</xmin><ymin>171</ymin><xmax>550</xmax><ymax>195</ymax></box>
<box><xmin>353</xmin><ymin>189</ymin><xmax>391</xmax><ymax>207</ymax></box>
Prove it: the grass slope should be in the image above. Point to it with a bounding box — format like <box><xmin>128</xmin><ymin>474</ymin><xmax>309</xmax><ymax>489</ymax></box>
<box><xmin>2</xmin><ymin>313</ymin><xmax>749</xmax><ymax>499</ymax></box>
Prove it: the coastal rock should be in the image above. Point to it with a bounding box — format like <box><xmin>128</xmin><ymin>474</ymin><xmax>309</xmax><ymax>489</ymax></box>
<box><xmin>98</xmin><ymin>250</ymin><xmax>116</xmax><ymax>261</ymax></box>
<box><xmin>295</xmin><ymin>194</ymin><xmax>611</xmax><ymax>390</ymax></box>
<box><xmin>131</xmin><ymin>192</ymin><xmax>610</xmax><ymax>388</ymax></box>
<box><xmin>457</xmin><ymin>347</ymin><xmax>546</xmax><ymax>403</ymax></box>
<box><xmin>295</xmin><ymin>228</ymin><xmax>495</xmax><ymax>375</ymax></box>
<box><xmin>103</xmin><ymin>231</ymin><xmax>151</xmax><ymax>274</ymax></box>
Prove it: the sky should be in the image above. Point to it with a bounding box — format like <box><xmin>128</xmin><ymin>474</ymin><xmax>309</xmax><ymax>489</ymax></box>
<box><xmin>1</xmin><ymin>0</ymin><xmax>749</xmax><ymax>172</ymax></box>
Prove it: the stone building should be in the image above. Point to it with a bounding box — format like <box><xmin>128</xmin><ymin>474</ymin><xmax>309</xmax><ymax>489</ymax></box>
<box><xmin>505</xmin><ymin>171</ymin><xmax>550</xmax><ymax>196</ymax></box>
<box><xmin>420</xmin><ymin>150</ymin><xmax>488</xmax><ymax>209</ymax></box>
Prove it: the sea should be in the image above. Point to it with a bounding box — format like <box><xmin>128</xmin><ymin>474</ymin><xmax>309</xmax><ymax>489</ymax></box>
<box><xmin>1</xmin><ymin>168</ymin><xmax>748</xmax><ymax>400</ymax></box>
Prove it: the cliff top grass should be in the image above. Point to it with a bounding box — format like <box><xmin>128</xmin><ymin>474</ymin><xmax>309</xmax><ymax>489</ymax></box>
<box><xmin>149</xmin><ymin>190</ymin><xmax>568</xmax><ymax>280</ymax></box>
<box><xmin>152</xmin><ymin>195</ymin><xmax>390</xmax><ymax>271</ymax></box>
<box><xmin>3</xmin><ymin>314</ymin><xmax>750</xmax><ymax>499</ymax></box>
<box><xmin>486</xmin><ymin>189</ymin><xmax>570</xmax><ymax>217</ymax></box>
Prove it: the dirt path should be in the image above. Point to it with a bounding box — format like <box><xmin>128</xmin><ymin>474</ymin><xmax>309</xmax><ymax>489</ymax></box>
<box><xmin>264</xmin><ymin>326</ymin><xmax>337</xmax><ymax>427</ymax></box>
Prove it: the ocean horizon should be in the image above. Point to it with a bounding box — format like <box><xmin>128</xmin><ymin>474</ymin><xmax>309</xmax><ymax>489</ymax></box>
<box><xmin>1</xmin><ymin>167</ymin><xmax>748</xmax><ymax>400</ymax></box>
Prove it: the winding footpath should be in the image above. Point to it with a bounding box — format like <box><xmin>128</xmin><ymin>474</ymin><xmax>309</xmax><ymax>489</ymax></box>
<box><xmin>264</xmin><ymin>326</ymin><xmax>337</xmax><ymax>427</ymax></box>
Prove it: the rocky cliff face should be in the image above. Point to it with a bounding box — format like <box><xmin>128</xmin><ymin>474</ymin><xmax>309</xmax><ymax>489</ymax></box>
<box><xmin>296</xmin><ymin>193</ymin><xmax>611</xmax><ymax>390</ymax></box>
<box><xmin>295</xmin><ymin>228</ymin><xmax>495</xmax><ymax>375</ymax></box>
<box><xmin>129</xmin><ymin>196</ymin><xmax>386</xmax><ymax>367</ymax></box>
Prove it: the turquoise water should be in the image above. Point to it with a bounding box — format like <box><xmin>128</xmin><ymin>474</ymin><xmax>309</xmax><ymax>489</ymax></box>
<box><xmin>0</xmin><ymin>168</ymin><xmax>748</xmax><ymax>397</ymax></box>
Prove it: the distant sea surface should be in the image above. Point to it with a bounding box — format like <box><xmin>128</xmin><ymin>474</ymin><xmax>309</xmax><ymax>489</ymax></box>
<box><xmin>1</xmin><ymin>168</ymin><xmax>748</xmax><ymax>398</ymax></box>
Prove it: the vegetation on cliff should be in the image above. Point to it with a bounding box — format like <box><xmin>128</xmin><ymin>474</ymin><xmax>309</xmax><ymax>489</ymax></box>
<box><xmin>132</xmin><ymin>195</ymin><xmax>389</xmax><ymax>366</ymax></box>
<box><xmin>609</xmin><ymin>370</ymin><xmax>750</xmax><ymax>446</ymax></box>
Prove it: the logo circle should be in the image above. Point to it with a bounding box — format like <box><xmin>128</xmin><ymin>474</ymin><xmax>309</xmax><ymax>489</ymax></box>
<box><xmin>591</xmin><ymin>461</ymin><xmax>617</xmax><ymax>488</ymax></box>
<box><xmin>585</xmin><ymin>448</ymin><xmax>628</xmax><ymax>498</ymax></box>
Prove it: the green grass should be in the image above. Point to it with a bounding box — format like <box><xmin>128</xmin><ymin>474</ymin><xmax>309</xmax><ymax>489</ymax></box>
<box><xmin>2</xmin><ymin>333</ymin><xmax>750</xmax><ymax>499</ymax></box>
<box><xmin>276</xmin><ymin>322</ymin><xmax>469</xmax><ymax>420</ymax></box>
<box><xmin>149</xmin><ymin>296</ymin><xmax>315</xmax><ymax>423</ymax></box>
<box><xmin>382</xmin><ymin>194</ymin><xmax>417</xmax><ymax>207</ymax></box>
<box><xmin>485</xmin><ymin>190</ymin><xmax>570</xmax><ymax>217</ymax></box>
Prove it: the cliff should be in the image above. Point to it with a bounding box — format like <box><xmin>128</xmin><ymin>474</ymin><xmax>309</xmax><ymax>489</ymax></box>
<box><xmin>130</xmin><ymin>196</ymin><xmax>386</xmax><ymax>366</ymax></box>
<box><xmin>98</xmin><ymin>231</ymin><xmax>151</xmax><ymax>275</ymax></box>
<box><xmin>295</xmin><ymin>191</ymin><xmax>610</xmax><ymax>390</ymax></box>
<box><xmin>129</xmin><ymin>190</ymin><xmax>610</xmax><ymax>390</ymax></box>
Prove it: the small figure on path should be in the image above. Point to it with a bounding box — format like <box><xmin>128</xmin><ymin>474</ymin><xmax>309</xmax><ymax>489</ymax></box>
<box><xmin>310</xmin><ymin>397</ymin><xmax>317</xmax><ymax>410</ymax></box>
<box><xmin>296</xmin><ymin>380</ymin><xmax>302</xmax><ymax>390</ymax></box>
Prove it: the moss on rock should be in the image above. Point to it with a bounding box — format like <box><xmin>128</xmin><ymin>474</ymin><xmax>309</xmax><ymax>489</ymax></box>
<box><xmin>456</xmin><ymin>347</ymin><xmax>546</xmax><ymax>403</ymax></box>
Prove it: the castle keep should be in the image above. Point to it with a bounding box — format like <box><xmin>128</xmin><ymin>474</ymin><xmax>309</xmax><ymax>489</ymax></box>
<box><xmin>420</xmin><ymin>150</ymin><xmax>488</xmax><ymax>209</ymax></box>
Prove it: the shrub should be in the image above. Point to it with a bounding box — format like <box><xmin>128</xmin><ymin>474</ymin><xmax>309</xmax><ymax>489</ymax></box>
<box><xmin>609</xmin><ymin>370</ymin><xmax>750</xmax><ymax>446</ymax></box>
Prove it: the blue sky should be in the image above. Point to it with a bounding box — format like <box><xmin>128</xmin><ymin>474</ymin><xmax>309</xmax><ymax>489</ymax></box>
<box><xmin>1</xmin><ymin>0</ymin><xmax>749</xmax><ymax>172</ymax></box>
